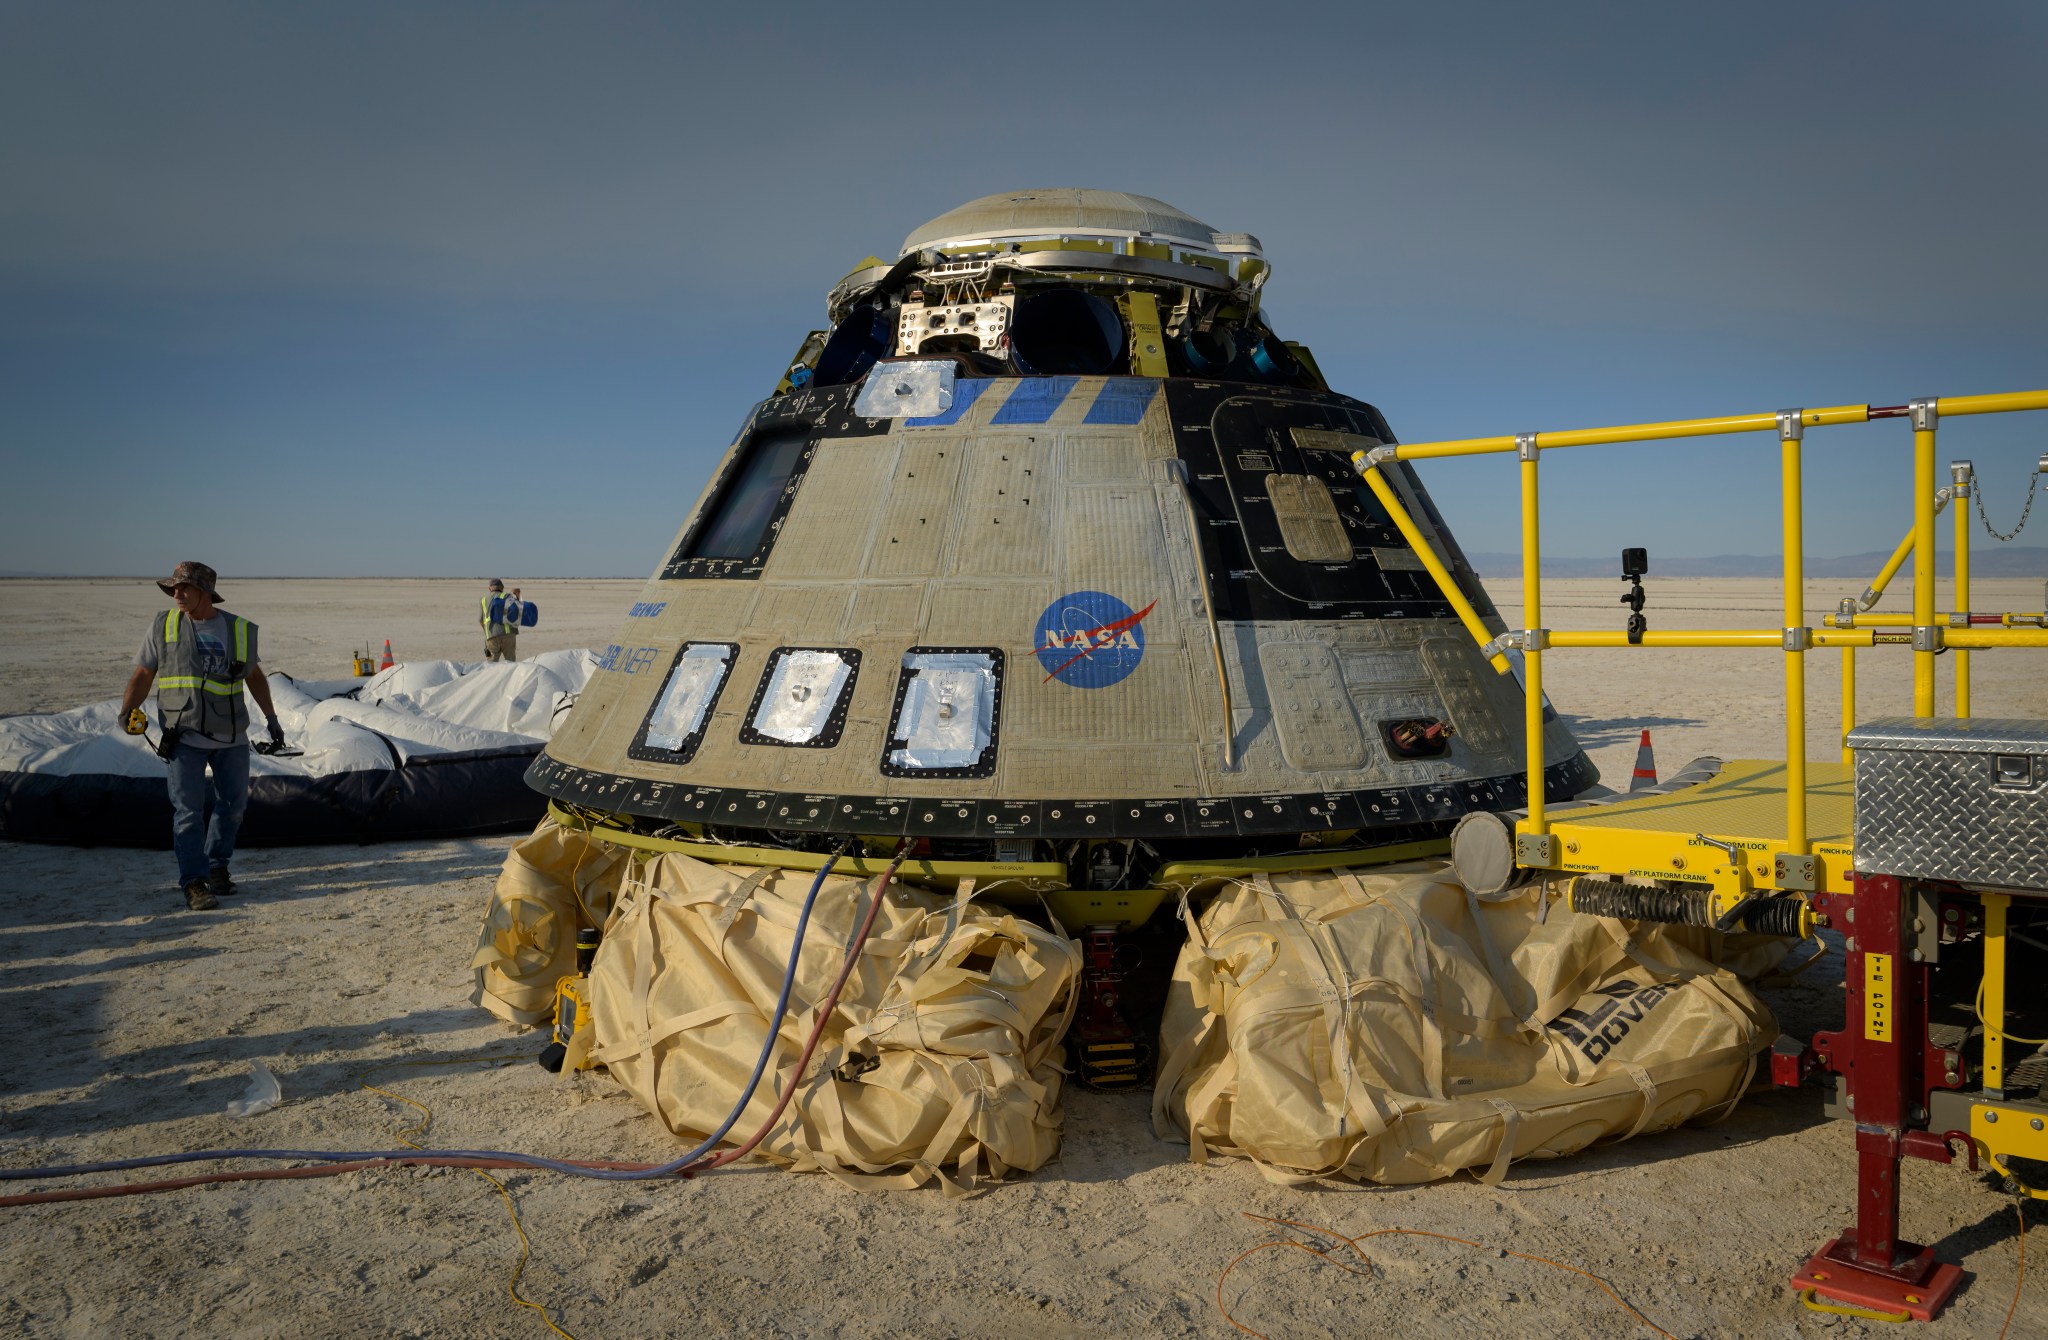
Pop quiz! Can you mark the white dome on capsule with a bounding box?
[900,188,1259,259]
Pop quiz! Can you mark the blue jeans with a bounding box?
[166,741,250,887]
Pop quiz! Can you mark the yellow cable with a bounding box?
[359,1058,580,1340]
[563,813,603,927]
[1977,978,2048,1045]
[557,802,637,927]
[1796,1288,1910,1323]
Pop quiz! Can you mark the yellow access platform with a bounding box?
[1549,759,1852,897]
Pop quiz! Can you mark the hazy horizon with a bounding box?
[10,543,2046,584]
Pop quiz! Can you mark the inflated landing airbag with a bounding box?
[1153,862,1777,1184]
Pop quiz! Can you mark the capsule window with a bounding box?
[881,649,1003,778]
[665,426,813,577]
[631,642,738,763]
[740,647,861,748]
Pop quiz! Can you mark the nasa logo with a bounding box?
[1033,591,1156,688]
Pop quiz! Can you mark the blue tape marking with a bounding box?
[1082,378,1158,425]
[990,377,1079,425]
[904,378,991,428]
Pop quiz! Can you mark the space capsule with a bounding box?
[529,189,1596,935]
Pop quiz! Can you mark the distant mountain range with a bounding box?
[1465,547,2048,579]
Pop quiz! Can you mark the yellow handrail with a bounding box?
[1354,463,1512,673]
[1955,462,1973,717]
[1912,401,1938,717]
[1385,404,1873,461]
[1941,391,2048,416]
[1523,438,1546,835]
[1547,630,1783,647]
[1942,628,2048,649]
[1802,628,2048,649]
[1840,638,1856,766]
[1826,611,2048,627]
[1348,387,2048,887]
[1858,486,1953,610]
[1782,413,1807,853]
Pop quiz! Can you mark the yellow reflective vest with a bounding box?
[481,594,516,637]
[156,608,256,743]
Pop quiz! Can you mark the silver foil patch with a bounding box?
[853,359,956,419]
[645,644,734,751]
[751,650,855,743]
[886,651,995,770]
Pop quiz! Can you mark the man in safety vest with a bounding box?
[117,561,285,910]
[480,578,518,662]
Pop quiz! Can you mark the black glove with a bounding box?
[254,717,286,755]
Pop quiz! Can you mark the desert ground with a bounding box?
[3,575,2044,1339]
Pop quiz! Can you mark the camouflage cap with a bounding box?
[157,561,220,598]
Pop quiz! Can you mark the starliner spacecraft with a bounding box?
[530,188,1595,969]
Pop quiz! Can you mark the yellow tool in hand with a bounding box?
[124,708,148,736]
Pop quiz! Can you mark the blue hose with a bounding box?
[5,854,846,1185]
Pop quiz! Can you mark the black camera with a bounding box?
[1620,548,1649,644]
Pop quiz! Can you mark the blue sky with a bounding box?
[2,1,2043,577]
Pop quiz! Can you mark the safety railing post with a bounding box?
[1779,411,1808,854]
[1841,648,1856,764]
[1952,460,1973,717]
[1519,434,1546,834]
[1840,617,1857,767]
[1984,891,2010,1095]
[1910,400,1939,716]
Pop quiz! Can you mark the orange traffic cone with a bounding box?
[1629,728,1657,791]
[380,639,395,670]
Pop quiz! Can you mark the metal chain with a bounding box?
[1974,469,2041,542]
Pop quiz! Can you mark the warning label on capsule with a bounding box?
[1033,591,1155,688]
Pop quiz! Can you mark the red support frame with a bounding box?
[1793,873,1966,1320]
[1069,925,1152,1090]
[1073,926,1131,1043]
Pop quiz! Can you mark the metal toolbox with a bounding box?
[1849,716,2048,890]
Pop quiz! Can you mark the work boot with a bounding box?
[184,879,219,911]
[208,865,237,898]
